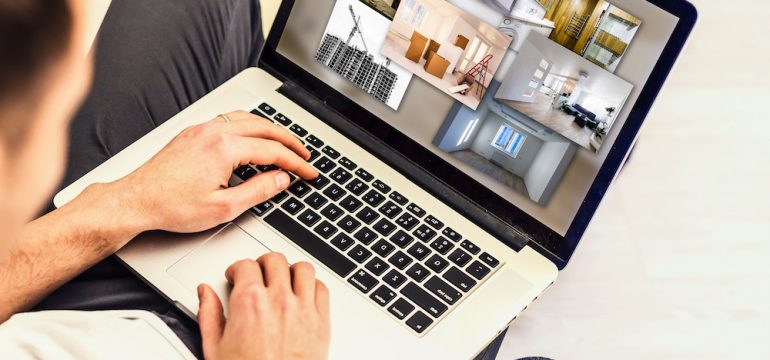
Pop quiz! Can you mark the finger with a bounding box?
[230,137,318,180]
[216,170,291,211]
[257,252,292,290]
[289,262,317,301]
[197,284,225,360]
[225,259,265,289]
[315,279,331,321]
[215,112,311,160]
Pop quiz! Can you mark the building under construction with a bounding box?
[315,33,397,104]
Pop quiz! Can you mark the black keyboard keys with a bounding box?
[442,228,462,242]
[258,102,276,116]
[372,239,396,258]
[406,263,430,282]
[407,243,431,261]
[322,146,340,159]
[355,168,374,182]
[348,245,372,263]
[425,254,449,273]
[274,113,292,126]
[466,260,491,280]
[479,252,500,268]
[354,228,378,245]
[306,146,320,162]
[329,168,352,184]
[280,197,305,215]
[313,221,338,239]
[331,233,355,251]
[429,237,453,255]
[425,276,462,305]
[373,219,396,236]
[338,157,357,170]
[356,207,380,225]
[339,195,362,212]
[406,203,426,218]
[305,135,324,148]
[320,203,343,221]
[413,224,437,242]
[337,215,361,233]
[288,182,311,198]
[370,285,396,306]
[365,257,390,276]
[425,215,444,230]
[383,270,407,289]
[348,269,378,293]
[345,178,368,196]
[406,311,433,334]
[289,123,308,137]
[264,210,355,277]
[400,282,447,318]
[395,213,419,230]
[378,201,402,219]
[362,190,385,207]
[298,209,321,227]
[234,165,257,181]
[447,248,471,267]
[388,251,413,270]
[443,267,477,292]
[390,230,414,249]
[271,191,289,204]
[372,180,391,194]
[251,202,273,217]
[306,174,329,189]
[389,191,408,206]
[460,240,481,255]
[322,184,347,202]
[304,192,327,209]
[388,298,415,320]
[314,156,337,174]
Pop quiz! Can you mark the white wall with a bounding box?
[495,40,546,103]
[435,105,489,152]
[524,140,576,204]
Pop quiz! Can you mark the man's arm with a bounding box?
[0,111,318,322]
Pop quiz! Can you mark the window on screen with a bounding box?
[492,125,526,158]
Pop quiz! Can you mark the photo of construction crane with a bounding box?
[315,0,412,110]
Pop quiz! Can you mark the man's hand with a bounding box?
[197,253,331,360]
[116,111,318,233]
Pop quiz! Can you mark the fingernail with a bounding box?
[275,172,290,189]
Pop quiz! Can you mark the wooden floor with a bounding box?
[451,150,528,196]
[502,92,593,150]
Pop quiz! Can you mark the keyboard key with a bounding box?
[305,135,324,148]
[313,221,338,239]
[322,146,340,159]
[306,174,329,189]
[251,202,273,217]
[390,230,414,249]
[353,227,378,245]
[303,192,328,210]
[383,270,407,288]
[406,263,430,282]
[388,251,413,270]
[373,219,396,236]
[298,209,321,227]
[365,257,390,276]
[264,210,355,277]
[280,197,305,215]
[348,269,378,293]
[339,195,362,212]
[442,228,462,242]
[338,157,357,170]
[400,282,447,318]
[425,215,444,230]
[406,311,433,334]
[250,108,271,120]
[460,240,480,255]
[288,182,312,198]
[362,190,385,207]
[429,237,454,255]
[337,215,361,233]
[258,102,276,116]
[355,207,380,225]
[348,245,372,263]
[331,233,355,251]
[345,178,368,196]
[314,156,337,174]
[425,276,462,305]
[234,165,257,181]
[406,203,426,218]
[320,203,344,221]
[447,248,472,267]
[395,213,419,230]
[378,201,402,219]
[372,180,391,194]
[329,168,352,184]
[371,239,396,257]
[407,243,431,261]
[466,260,491,280]
[413,225,437,242]
[370,285,396,306]
[425,254,449,273]
[480,252,500,268]
[355,168,374,182]
[388,298,415,320]
[443,267,477,292]
[274,113,292,126]
[389,191,408,206]
[289,124,308,137]
[257,164,278,172]
[306,146,321,162]
[271,191,289,204]
[322,184,347,202]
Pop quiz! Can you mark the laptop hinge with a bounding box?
[277,79,531,253]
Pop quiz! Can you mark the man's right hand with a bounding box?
[197,253,331,360]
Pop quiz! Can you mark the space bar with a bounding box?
[264,209,356,277]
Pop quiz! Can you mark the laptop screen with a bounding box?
[274,0,680,239]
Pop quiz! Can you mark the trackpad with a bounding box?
[167,223,271,306]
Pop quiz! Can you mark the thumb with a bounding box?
[222,170,291,211]
[198,284,225,360]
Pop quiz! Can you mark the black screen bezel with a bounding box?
[259,0,697,269]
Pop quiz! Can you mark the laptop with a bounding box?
[55,0,696,358]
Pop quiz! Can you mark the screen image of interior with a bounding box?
[276,0,679,236]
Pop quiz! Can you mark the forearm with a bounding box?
[0,181,147,322]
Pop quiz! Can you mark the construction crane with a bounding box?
[346,5,368,53]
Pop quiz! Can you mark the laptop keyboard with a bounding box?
[238,103,501,335]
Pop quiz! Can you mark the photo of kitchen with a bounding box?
[380,0,511,110]
[494,32,633,152]
[486,0,641,73]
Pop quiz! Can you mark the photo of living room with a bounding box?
[484,0,641,73]
[494,32,632,152]
[433,80,577,206]
[380,0,511,110]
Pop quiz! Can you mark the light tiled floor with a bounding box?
[502,93,594,150]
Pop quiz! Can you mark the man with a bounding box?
[0,0,330,358]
